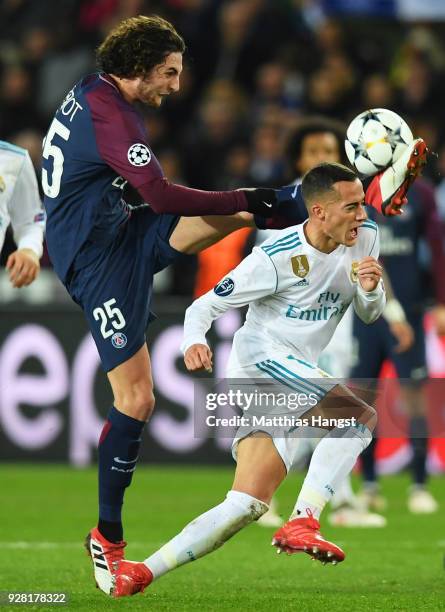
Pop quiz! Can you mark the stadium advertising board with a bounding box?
[0,304,445,470]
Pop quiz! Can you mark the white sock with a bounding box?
[330,475,355,510]
[143,490,268,579]
[290,424,372,520]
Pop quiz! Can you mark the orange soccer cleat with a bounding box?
[85,527,127,595]
[112,561,153,598]
[365,138,428,216]
[272,511,345,565]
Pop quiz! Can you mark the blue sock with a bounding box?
[361,436,377,484]
[409,416,428,486]
[98,406,145,540]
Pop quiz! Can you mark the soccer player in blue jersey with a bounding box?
[41,16,308,593]
[353,178,445,514]
[41,15,426,594]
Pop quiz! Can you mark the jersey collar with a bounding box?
[299,220,345,259]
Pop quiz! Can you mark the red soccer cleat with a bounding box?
[365,138,428,216]
[112,561,153,598]
[85,527,126,595]
[272,512,345,565]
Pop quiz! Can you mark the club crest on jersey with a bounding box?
[291,255,309,278]
[0,176,5,192]
[127,143,151,167]
[214,277,234,297]
[111,332,127,349]
[350,261,359,283]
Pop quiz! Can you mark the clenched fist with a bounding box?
[357,256,382,292]
[6,248,40,288]
[184,343,213,373]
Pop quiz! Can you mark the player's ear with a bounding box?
[312,202,325,220]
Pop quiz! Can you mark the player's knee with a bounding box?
[118,387,155,421]
[132,389,155,421]
[360,404,377,433]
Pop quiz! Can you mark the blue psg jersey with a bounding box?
[42,73,164,282]
[366,179,445,310]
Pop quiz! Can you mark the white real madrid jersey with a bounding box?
[182,220,385,368]
[0,141,45,257]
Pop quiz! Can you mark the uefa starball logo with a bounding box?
[111,332,127,349]
[127,143,151,167]
[214,277,235,297]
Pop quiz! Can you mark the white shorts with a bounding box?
[229,353,337,472]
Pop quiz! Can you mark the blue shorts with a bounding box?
[351,312,427,381]
[65,209,181,372]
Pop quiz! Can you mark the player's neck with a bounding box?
[107,74,136,103]
[304,221,339,254]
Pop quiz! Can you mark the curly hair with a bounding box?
[96,15,185,78]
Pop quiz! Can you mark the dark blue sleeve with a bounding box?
[254,184,308,229]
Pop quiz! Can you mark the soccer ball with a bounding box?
[345,108,413,176]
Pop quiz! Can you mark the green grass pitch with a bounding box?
[1,465,444,611]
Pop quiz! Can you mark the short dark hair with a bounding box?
[96,15,186,78]
[286,117,346,167]
[302,162,358,205]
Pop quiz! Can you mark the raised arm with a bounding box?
[353,228,386,323]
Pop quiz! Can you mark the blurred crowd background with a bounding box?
[1,0,445,296]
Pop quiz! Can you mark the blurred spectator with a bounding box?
[11,129,44,176]
[248,122,286,187]
[305,68,346,118]
[361,73,396,111]
[0,3,443,298]
[182,79,248,189]
[0,65,45,138]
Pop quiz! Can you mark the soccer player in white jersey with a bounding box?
[0,140,45,286]
[264,118,407,528]
[107,162,386,597]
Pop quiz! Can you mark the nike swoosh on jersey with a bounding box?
[262,201,273,208]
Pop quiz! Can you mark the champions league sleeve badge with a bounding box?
[127,143,151,167]
[214,277,235,297]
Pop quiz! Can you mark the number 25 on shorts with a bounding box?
[93,298,126,339]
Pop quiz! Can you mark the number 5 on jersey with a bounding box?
[42,118,70,198]
[93,299,126,339]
